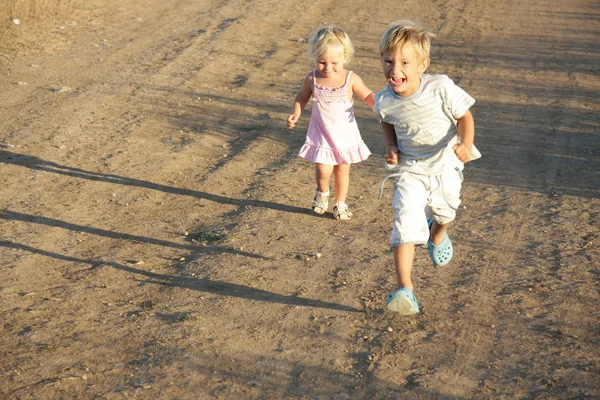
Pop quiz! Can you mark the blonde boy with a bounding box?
[374,20,481,315]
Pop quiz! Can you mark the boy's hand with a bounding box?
[287,114,299,130]
[385,146,399,165]
[453,143,472,163]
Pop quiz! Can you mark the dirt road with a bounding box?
[1,0,598,398]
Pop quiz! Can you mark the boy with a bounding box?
[374,20,481,315]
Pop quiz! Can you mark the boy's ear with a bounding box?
[419,58,430,73]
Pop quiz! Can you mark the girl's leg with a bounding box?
[393,244,415,291]
[332,164,350,203]
[315,163,333,192]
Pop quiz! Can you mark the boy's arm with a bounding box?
[287,74,313,130]
[351,73,375,109]
[453,109,475,162]
[382,121,399,165]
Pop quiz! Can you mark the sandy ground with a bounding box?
[1,0,599,398]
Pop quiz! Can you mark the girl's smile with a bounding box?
[316,48,346,79]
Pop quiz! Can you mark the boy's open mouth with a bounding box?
[390,77,406,85]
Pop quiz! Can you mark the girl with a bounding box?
[287,26,375,220]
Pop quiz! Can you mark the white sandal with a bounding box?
[312,190,329,214]
[332,201,352,220]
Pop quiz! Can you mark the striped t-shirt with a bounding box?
[374,74,478,175]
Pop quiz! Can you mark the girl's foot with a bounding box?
[312,190,329,214]
[333,201,352,220]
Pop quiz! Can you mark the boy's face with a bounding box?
[381,44,429,97]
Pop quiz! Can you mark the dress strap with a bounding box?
[344,71,353,86]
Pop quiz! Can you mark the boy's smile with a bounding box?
[381,45,429,97]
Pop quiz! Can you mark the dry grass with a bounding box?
[0,0,73,53]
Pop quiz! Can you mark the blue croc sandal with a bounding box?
[428,233,453,266]
[386,288,419,315]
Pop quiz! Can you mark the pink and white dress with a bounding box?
[298,70,371,165]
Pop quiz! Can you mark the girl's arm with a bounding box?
[382,121,399,165]
[453,109,475,162]
[287,73,313,130]
[351,73,375,109]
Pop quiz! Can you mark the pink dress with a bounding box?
[298,70,371,165]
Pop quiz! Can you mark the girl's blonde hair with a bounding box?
[379,20,435,61]
[307,26,355,64]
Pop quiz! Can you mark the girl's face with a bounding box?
[316,48,346,79]
[381,44,429,97]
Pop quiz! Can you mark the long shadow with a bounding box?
[0,151,314,216]
[0,210,265,259]
[0,240,361,313]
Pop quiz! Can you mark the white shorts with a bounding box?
[390,167,463,246]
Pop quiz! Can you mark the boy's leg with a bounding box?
[386,173,429,314]
[388,243,419,314]
[427,168,463,266]
[430,221,450,245]
[332,164,350,203]
[393,244,415,291]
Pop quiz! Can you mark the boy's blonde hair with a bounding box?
[307,26,355,64]
[379,20,435,61]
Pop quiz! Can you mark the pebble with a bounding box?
[51,87,71,93]
[387,326,393,332]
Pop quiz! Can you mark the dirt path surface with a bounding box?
[1,0,599,398]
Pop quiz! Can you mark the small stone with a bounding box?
[179,257,185,261]
[183,231,189,236]
[51,86,71,93]
[387,326,393,332]
[315,252,322,259]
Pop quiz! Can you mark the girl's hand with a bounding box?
[453,143,472,163]
[385,146,399,165]
[287,114,300,130]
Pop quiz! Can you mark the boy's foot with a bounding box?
[427,219,453,266]
[312,190,329,214]
[427,233,453,266]
[386,288,419,315]
[332,201,352,220]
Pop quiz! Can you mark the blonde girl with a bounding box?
[287,26,374,220]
